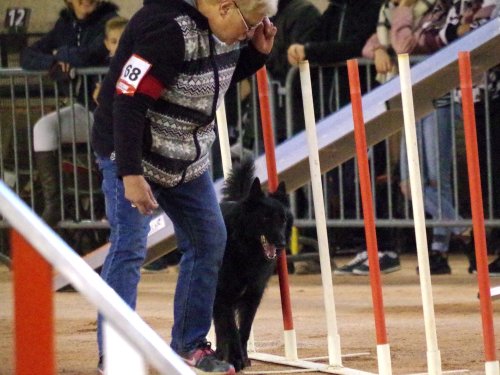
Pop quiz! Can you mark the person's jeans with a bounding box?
[96,156,226,355]
[153,171,226,354]
[96,156,152,355]
[400,105,464,252]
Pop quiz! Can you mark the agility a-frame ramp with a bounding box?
[54,17,500,373]
[55,17,500,288]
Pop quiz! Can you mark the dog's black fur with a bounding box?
[214,159,293,372]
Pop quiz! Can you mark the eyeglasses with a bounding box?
[232,1,262,33]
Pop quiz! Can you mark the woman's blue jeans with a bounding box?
[400,105,464,252]
[96,156,227,355]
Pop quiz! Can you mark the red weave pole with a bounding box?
[256,67,294,331]
[347,59,388,345]
[458,51,497,362]
[12,229,55,375]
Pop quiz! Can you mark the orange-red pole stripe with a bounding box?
[347,59,388,344]
[256,67,294,331]
[458,51,497,362]
[12,229,55,375]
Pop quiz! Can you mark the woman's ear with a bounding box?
[219,0,233,16]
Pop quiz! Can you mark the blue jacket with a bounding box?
[21,2,118,70]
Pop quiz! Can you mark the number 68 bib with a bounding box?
[116,54,152,96]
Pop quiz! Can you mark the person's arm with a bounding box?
[362,33,383,59]
[112,21,184,178]
[390,5,420,54]
[230,17,277,84]
[20,27,60,70]
[294,0,381,65]
[54,32,110,67]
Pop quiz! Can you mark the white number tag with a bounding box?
[116,54,152,96]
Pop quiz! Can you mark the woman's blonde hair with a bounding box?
[236,0,278,18]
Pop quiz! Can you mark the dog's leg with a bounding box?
[214,296,246,372]
[237,286,267,368]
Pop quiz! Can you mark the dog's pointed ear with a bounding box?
[276,181,286,195]
[270,181,289,206]
[248,177,265,200]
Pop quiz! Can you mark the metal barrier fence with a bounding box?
[1,60,499,256]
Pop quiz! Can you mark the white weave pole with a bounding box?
[397,54,442,375]
[216,100,233,178]
[104,322,147,375]
[299,60,342,366]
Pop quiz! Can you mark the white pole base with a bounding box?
[377,343,392,375]
[284,329,298,360]
[427,349,442,375]
[485,360,500,375]
[104,322,146,375]
[327,333,342,367]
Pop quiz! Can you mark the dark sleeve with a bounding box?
[20,28,59,70]
[112,18,184,176]
[113,93,155,176]
[290,6,321,44]
[230,43,268,84]
[304,1,380,65]
[54,32,109,67]
[130,18,185,86]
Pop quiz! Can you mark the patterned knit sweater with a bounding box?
[92,0,267,187]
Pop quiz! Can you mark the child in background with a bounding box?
[93,16,128,104]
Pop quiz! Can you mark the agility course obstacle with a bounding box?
[1,180,193,375]
[53,18,500,292]
[398,54,442,375]
[458,51,499,375]
[347,58,392,375]
[42,16,500,374]
[256,67,298,361]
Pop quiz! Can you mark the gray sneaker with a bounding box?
[352,252,401,275]
[333,251,368,275]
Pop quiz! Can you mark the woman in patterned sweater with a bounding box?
[91,0,277,373]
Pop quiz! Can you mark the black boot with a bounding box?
[35,151,61,226]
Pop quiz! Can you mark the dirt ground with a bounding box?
[1,253,499,375]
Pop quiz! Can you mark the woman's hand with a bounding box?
[123,175,159,215]
[250,17,277,54]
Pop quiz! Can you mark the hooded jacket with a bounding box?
[91,0,268,188]
[21,1,119,70]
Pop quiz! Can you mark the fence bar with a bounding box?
[347,58,392,375]
[12,229,55,375]
[458,51,499,375]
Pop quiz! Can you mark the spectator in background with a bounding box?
[92,16,129,103]
[437,0,500,274]
[390,0,498,274]
[21,0,118,226]
[332,0,438,276]
[287,0,405,275]
[392,0,466,275]
[266,0,320,143]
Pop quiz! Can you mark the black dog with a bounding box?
[214,159,293,372]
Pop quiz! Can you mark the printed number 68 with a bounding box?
[124,65,141,81]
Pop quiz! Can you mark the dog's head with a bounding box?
[243,178,294,261]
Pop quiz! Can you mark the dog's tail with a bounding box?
[222,157,255,201]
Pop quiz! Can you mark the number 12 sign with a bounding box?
[4,8,31,33]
